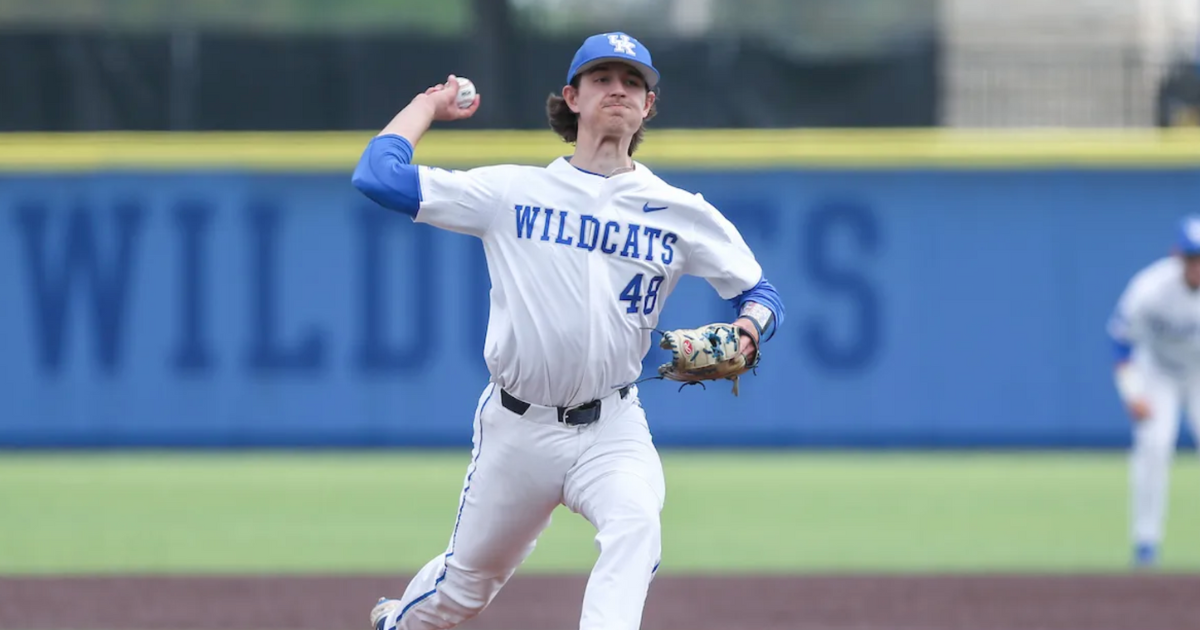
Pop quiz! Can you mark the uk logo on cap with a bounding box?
[608,33,637,55]
[566,31,660,88]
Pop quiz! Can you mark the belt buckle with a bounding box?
[561,400,601,426]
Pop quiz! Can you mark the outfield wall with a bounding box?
[3,130,1199,448]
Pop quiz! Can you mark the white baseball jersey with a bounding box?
[1110,256,1200,375]
[415,157,763,407]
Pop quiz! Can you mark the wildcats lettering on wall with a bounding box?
[0,167,1182,449]
[8,198,481,377]
[0,171,888,447]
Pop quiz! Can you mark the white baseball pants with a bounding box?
[1130,364,1200,546]
[392,383,665,630]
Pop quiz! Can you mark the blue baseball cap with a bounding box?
[1178,215,1200,254]
[566,32,659,89]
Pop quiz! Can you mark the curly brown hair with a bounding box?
[546,75,658,157]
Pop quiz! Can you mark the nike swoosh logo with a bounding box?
[642,202,668,213]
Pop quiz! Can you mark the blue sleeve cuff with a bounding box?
[1113,339,1133,362]
[1107,312,1133,362]
[729,277,785,342]
[351,134,422,217]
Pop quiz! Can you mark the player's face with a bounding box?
[567,64,655,140]
[1184,254,1200,289]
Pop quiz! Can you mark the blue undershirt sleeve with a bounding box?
[351,134,422,217]
[728,277,785,342]
[1107,310,1135,363]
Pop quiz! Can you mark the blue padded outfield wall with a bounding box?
[2,132,1198,448]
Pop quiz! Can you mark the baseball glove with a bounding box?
[656,323,760,395]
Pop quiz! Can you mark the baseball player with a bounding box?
[1108,215,1200,568]
[350,32,783,630]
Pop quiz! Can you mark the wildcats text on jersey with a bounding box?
[514,204,677,265]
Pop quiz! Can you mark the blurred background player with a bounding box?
[1108,215,1200,568]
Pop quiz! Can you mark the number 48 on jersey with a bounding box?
[620,274,665,315]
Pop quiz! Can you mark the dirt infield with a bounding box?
[2,574,1199,630]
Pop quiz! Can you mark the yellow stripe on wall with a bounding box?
[4,129,1200,172]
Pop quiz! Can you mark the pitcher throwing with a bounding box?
[351,31,785,630]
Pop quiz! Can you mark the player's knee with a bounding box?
[629,511,662,555]
[1135,435,1175,460]
[620,506,660,536]
[597,494,662,550]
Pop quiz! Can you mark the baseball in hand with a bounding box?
[454,77,477,109]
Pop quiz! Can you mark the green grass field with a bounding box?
[2,450,1199,574]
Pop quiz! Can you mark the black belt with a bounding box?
[500,386,630,426]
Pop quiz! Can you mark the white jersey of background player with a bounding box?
[351,32,784,630]
[1108,215,1200,568]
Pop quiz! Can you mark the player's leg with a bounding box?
[1130,373,1182,564]
[1181,378,1200,540]
[563,389,665,630]
[379,384,575,630]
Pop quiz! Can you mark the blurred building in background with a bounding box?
[0,0,928,130]
[943,0,1200,127]
[8,0,1198,131]
[5,0,1199,131]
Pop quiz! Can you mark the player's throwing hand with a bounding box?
[420,75,480,122]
